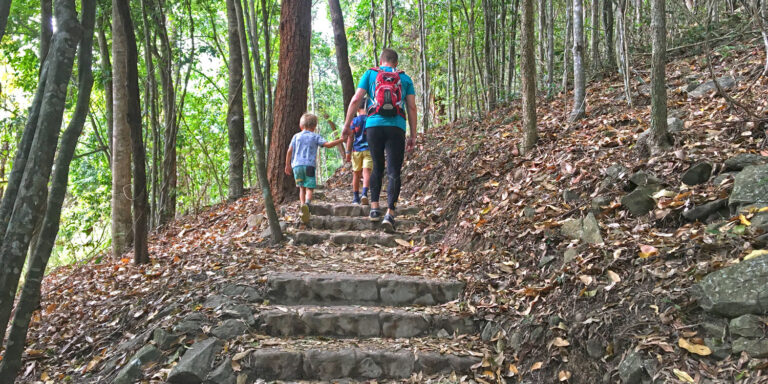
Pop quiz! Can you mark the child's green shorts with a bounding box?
[293,165,317,189]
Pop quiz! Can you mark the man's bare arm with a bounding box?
[405,94,418,151]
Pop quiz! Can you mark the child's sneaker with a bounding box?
[300,203,311,225]
[369,208,382,221]
[352,195,361,204]
[381,214,396,233]
[360,195,369,205]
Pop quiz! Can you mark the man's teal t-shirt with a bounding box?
[357,66,416,131]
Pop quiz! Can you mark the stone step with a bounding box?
[292,230,408,247]
[234,347,480,381]
[265,272,464,306]
[255,306,478,338]
[309,203,419,217]
[306,216,417,231]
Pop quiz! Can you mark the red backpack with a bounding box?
[368,67,406,118]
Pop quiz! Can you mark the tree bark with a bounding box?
[640,0,671,154]
[603,0,616,69]
[507,0,519,97]
[370,0,377,66]
[328,0,355,112]
[562,0,572,93]
[260,0,273,134]
[234,0,283,242]
[114,0,149,263]
[155,0,177,226]
[0,0,94,377]
[617,0,632,106]
[226,0,245,201]
[546,0,554,97]
[244,0,266,161]
[521,0,537,154]
[0,0,11,42]
[111,0,132,256]
[97,12,113,156]
[267,0,310,203]
[483,0,496,109]
[40,0,52,67]
[590,0,601,72]
[418,0,430,130]
[448,0,458,120]
[0,0,81,347]
[139,0,160,224]
[570,0,586,120]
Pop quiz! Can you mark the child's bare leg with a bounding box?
[362,168,371,189]
[299,187,306,205]
[306,188,313,203]
[353,171,361,192]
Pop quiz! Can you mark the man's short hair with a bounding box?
[300,112,318,129]
[379,48,399,65]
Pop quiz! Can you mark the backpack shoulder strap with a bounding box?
[369,67,381,72]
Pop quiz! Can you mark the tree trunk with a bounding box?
[0,0,11,42]
[483,0,496,109]
[0,0,94,377]
[140,0,160,226]
[617,0,632,106]
[603,0,616,69]
[97,13,113,156]
[111,0,133,256]
[267,0,310,203]
[570,0,586,120]
[546,0,554,97]
[328,0,355,112]
[156,0,177,226]
[260,0,273,135]
[538,0,545,78]
[507,0,519,97]
[244,0,266,160]
[448,0,458,120]
[40,0,52,67]
[370,0,377,66]
[234,0,283,242]
[562,0,572,93]
[640,0,671,154]
[590,0,601,73]
[0,0,81,348]
[226,0,245,201]
[418,0,430,130]
[114,0,149,263]
[521,0,537,154]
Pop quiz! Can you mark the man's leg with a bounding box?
[384,126,406,215]
[366,127,386,211]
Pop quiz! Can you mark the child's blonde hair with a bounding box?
[300,113,318,129]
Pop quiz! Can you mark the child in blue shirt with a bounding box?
[345,105,371,205]
[284,113,344,224]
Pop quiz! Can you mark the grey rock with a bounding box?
[713,172,736,186]
[113,345,163,384]
[605,164,629,181]
[303,349,357,380]
[723,154,767,172]
[153,328,181,350]
[363,350,414,379]
[221,304,256,326]
[246,349,303,380]
[357,356,383,378]
[220,284,261,302]
[481,322,501,341]
[563,247,580,263]
[682,162,713,186]
[704,338,732,360]
[266,273,379,305]
[621,188,656,216]
[539,254,557,267]
[414,352,479,375]
[591,195,613,214]
[733,337,768,358]
[628,171,662,190]
[695,255,768,316]
[683,199,729,222]
[203,295,230,309]
[667,117,684,133]
[294,231,330,245]
[702,320,728,340]
[173,313,207,335]
[523,206,535,218]
[618,351,649,384]
[730,165,768,207]
[561,218,583,240]
[303,309,380,338]
[167,338,223,384]
[754,233,768,248]
[586,339,604,359]
[116,328,154,353]
[750,212,768,233]
[560,213,603,244]
[563,189,580,203]
[247,214,264,229]
[211,319,248,340]
[730,314,765,338]
[688,76,737,98]
[205,357,235,384]
[259,221,288,239]
[508,330,524,351]
[380,312,430,338]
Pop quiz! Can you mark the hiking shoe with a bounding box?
[361,195,369,205]
[381,214,396,233]
[300,203,311,225]
[369,208,382,221]
[352,196,361,204]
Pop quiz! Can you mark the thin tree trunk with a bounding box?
[521,0,537,154]
[507,0,519,97]
[617,0,632,106]
[483,0,496,109]
[0,0,81,348]
[370,0,377,66]
[641,0,671,154]
[97,13,113,155]
[267,0,311,203]
[0,0,94,377]
[227,0,245,201]
[562,0,572,93]
[570,0,586,120]
[234,0,283,242]
[546,0,554,97]
[40,0,52,67]
[603,0,616,69]
[383,0,390,47]
[590,0,601,72]
[418,0,430,131]
[111,0,132,256]
[260,0,273,135]
[156,0,177,226]
[244,0,266,154]
[0,0,11,42]
[448,0,458,120]
[328,0,355,111]
[140,0,161,225]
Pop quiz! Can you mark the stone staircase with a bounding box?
[108,188,484,383]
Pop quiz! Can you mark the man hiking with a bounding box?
[343,48,417,233]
